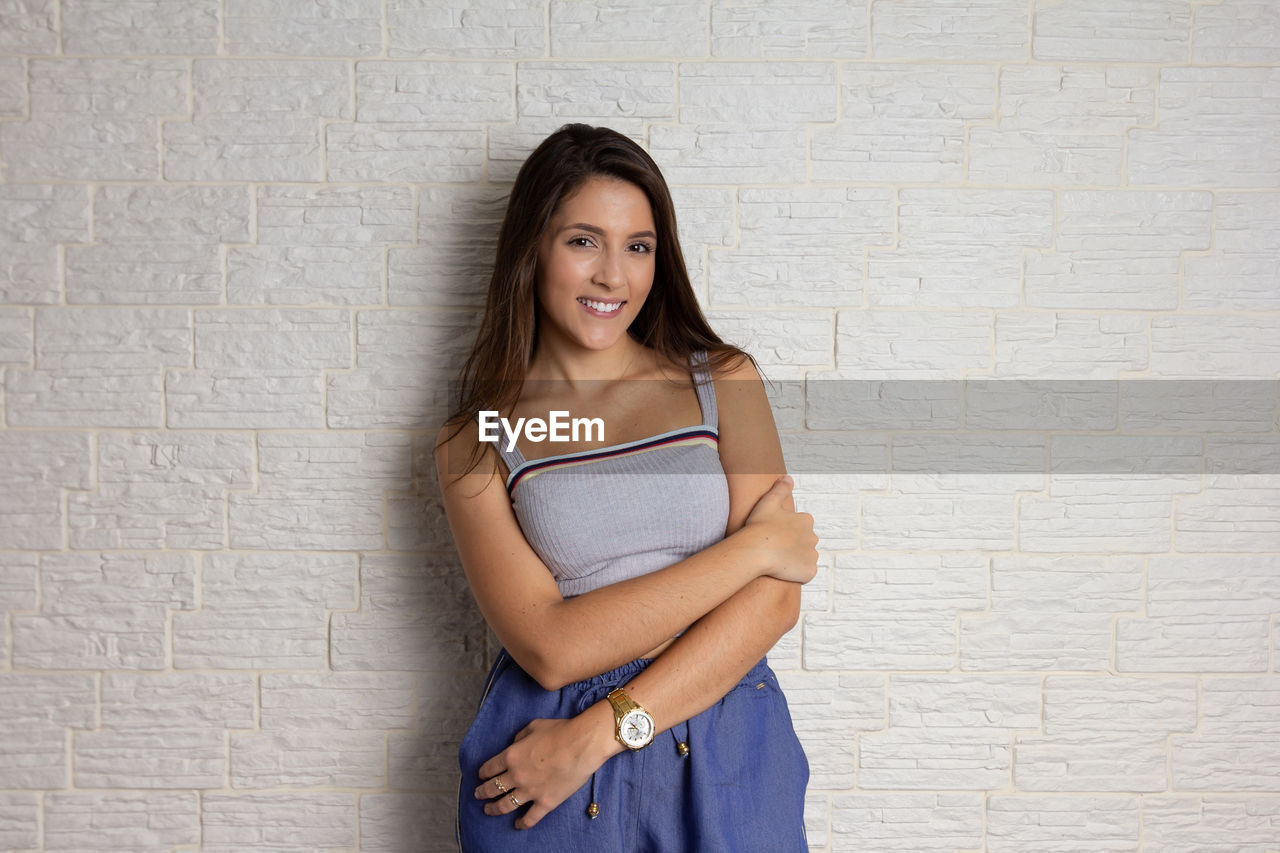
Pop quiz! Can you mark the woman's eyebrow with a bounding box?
[559,222,657,240]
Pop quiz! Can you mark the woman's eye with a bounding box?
[631,243,655,254]
[568,236,594,247]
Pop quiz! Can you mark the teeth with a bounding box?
[578,297,623,313]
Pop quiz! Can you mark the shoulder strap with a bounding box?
[688,349,719,431]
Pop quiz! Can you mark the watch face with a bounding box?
[619,709,654,748]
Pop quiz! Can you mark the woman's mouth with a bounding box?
[577,297,625,317]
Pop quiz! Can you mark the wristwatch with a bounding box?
[606,687,655,750]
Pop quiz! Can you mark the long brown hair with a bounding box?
[440,123,755,476]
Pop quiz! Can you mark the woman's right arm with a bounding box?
[433,417,814,691]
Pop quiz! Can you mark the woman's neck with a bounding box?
[526,337,651,388]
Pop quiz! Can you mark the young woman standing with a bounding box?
[435,124,818,852]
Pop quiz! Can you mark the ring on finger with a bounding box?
[508,792,522,808]
[493,775,507,794]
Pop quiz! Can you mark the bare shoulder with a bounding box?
[433,414,503,494]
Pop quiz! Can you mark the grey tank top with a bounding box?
[494,349,731,598]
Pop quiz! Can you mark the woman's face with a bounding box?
[534,176,657,353]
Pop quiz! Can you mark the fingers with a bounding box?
[482,787,530,818]
[515,802,551,831]
[473,770,511,802]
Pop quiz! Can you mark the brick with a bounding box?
[650,123,811,184]
[965,379,1118,431]
[836,310,992,377]
[166,369,326,428]
[356,61,512,124]
[806,554,986,670]
[0,433,91,549]
[667,186,736,293]
[1026,191,1211,309]
[869,188,1053,307]
[681,62,836,125]
[1129,67,1280,188]
[812,64,996,183]
[6,369,166,427]
[101,673,255,729]
[776,671,884,790]
[389,186,509,307]
[231,728,386,788]
[13,553,194,670]
[987,795,1139,852]
[202,793,357,851]
[61,0,219,54]
[1150,315,1280,377]
[1185,192,1280,310]
[0,57,27,116]
[389,674,484,789]
[702,310,832,369]
[0,0,57,53]
[3,59,187,181]
[36,307,190,369]
[995,312,1147,378]
[229,432,411,549]
[518,62,675,122]
[1118,380,1276,434]
[387,0,545,58]
[1117,556,1279,673]
[327,124,485,184]
[1014,675,1197,792]
[386,489,455,552]
[711,0,867,58]
[67,185,251,305]
[1033,0,1192,61]
[330,555,487,671]
[0,792,38,851]
[68,432,253,550]
[805,375,961,430]
[44,792,198,852]
[710,187,891,307]
[1175,471,1280,552]
[0,675,94,787]
[0,309,31,363]
[261,672,415,730]
[225,184,411,306]
[1194,1,1280,63]
[359,792,457,853]
[0,184,91,304]
[173,552,356,669]
[164,60,352,182]
[961,555,1141,671]
[193,308,350,369]
[1142,795,1280,851]
[327,310,478,428]
[872,0,1028,59]
[971,65,1157,187]
[225,0,381,56]
[74,728,225,788]
[0,553,37,612]
[859,675,1039,789]
[830,792,984,853]
[550,0,707,57]
[1172,677,1280,790]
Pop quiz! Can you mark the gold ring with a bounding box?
[508,792,521,808]
[493,776,507,794]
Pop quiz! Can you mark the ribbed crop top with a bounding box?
[493,349,731,598]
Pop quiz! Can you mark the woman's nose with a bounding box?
[592,247,624,288]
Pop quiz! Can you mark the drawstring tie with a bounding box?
[571,676,693,820]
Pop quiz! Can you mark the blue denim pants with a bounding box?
[457,651,809,853]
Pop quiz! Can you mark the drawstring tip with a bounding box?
[587,802,600,819]
[676,741,689,757]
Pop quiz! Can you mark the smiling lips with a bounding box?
[577,296,625,316]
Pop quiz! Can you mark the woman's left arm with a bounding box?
[473,355,809,830]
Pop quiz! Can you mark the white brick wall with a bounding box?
[0,2,1277,851]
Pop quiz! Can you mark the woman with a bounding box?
[434,124,818,852]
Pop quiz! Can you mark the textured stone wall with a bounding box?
[1,1,1278,851]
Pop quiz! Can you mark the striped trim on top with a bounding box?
[505,425,719,494]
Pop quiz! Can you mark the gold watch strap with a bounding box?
[606,687,642,717]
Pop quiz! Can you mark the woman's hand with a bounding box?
[740,475,819,585]
[472,703,618,831]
